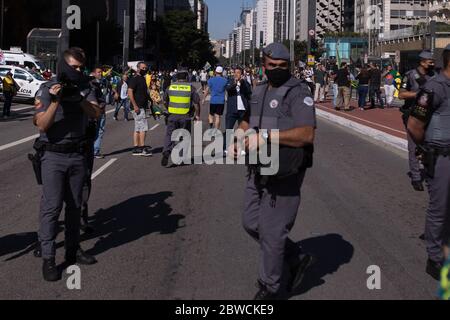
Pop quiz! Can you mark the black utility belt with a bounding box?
[34,140,88,154]
[426,145,450,156]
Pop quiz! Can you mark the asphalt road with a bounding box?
[0,94,438,300]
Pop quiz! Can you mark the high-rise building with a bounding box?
[355,0,431,34]
[294,0,343,41]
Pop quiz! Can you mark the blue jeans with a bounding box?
[94,114,106,155]
[224,110,246,150]
[358,85,369,108]
[114,98,130,120]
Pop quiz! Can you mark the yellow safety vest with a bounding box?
[168,83,192,115]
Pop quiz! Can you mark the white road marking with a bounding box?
[150,124,160,131]
[12,106,34,112]
[91,158,117,180]
[0,134,39,152]
[0,107,117,153]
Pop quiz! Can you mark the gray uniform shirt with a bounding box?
[245,78,316,131]
[35,84,97,144]
[423,72,450,147]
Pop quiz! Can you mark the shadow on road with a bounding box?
[288,233,354,299]
[0,192,183,263]
[81,192,185,256]
[0,232,38,261]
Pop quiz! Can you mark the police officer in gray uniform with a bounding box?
[399,50,436,191]
[33,48,101,281]
[407,44,450,281]
[161,69,201,167]
[229,43,316,299]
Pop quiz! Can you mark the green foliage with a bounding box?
[160,10,217,69]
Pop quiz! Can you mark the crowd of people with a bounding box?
[294,60,402,111]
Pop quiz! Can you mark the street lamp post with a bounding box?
[1,0,4,49]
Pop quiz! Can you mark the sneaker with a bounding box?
[132,147,142,156]
[113,116,118,121]
[94,154,105,159]
[140,147,153,157]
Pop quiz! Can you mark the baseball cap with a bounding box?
[215,66,224,73]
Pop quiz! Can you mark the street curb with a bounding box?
[316,108,408,153]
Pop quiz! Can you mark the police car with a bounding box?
[0,65,48,101]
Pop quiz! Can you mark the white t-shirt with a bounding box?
[120,81,128,100]
[200,71,207,82]
[236,82,246,111]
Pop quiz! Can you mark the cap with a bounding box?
[215,66,224,73]
[445,44,450,51]
[419,50,434,60]
[263,43,290,61]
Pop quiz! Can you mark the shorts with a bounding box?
[209,104,225,116]
[132,109,149,132]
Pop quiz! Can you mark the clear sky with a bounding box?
[207,0,253,40]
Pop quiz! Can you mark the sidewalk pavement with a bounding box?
[315,99,408,152]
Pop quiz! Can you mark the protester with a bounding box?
[314,64,326,103]
[368,63,384,109]
[356,66,371,110]
[204,66,228,131]
[113,73,131,121]
[335,62,351,111]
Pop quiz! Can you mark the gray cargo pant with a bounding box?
[163,114,192,156]
[425,155,450,263]
[243,171,306,293]
[38,151,86,259]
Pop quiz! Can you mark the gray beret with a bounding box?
[263,43,290,61]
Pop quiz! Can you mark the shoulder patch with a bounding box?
[303,97,314,107]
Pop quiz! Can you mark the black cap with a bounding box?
[262,43,290,61]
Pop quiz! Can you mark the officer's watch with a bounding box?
[261,130,271,144]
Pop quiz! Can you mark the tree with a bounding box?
[282,40,308,62]
[160,10,217,69]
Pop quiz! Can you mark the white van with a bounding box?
[1,48,46,71]
[0,65,49,101]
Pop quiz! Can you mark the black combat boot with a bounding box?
[161,153,170,167]
[426,259,443,281]
[65,246,97,265]
[42,258,59,282]
[411,180,425,192]
[253,281,279,300]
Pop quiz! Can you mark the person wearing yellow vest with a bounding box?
[161,70,201,167]
[2,72,17,118]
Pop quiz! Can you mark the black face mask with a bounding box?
[57,59,88,86]
[265,68,291,87]
[426,65,435,76]
[139,69,148,76]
